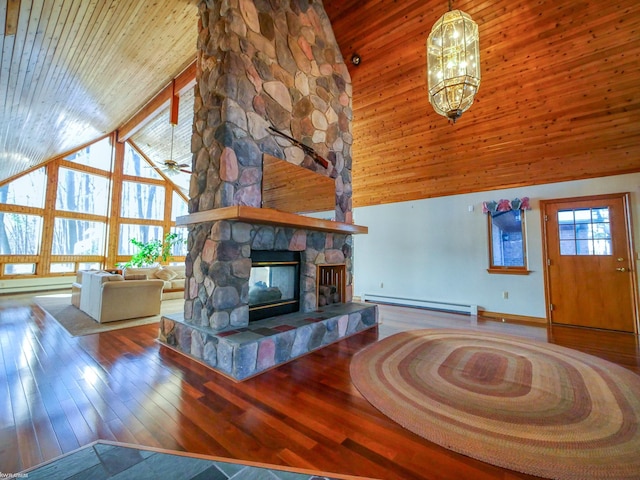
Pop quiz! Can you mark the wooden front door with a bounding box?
[541,193,638,333]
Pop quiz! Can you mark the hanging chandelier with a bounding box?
[426,1,481,123]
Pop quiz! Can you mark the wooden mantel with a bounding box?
[176,206,368,235]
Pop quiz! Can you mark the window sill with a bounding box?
[487,268,531,275]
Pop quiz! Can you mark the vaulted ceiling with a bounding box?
[0,0,198,189]
[1,0,639,205]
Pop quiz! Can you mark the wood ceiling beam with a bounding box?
[4,0,20,36]
[116,59,196,143]
[170,80,179,126]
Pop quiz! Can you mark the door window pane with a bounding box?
[557,211,574,223]
[557,207,611,255]
[574,209,591,223]
[559,240,576,255]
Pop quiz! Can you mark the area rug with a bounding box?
[34,293,184,336]
[21,440,375,479]
[350,329,640,480]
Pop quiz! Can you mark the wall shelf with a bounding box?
[176,206,368,235]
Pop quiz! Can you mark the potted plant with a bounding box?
[121,232,184,268]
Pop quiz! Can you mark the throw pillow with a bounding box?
[154,267,177,281]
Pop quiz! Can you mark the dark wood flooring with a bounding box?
[1,295,639,479]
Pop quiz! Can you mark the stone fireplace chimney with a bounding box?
[185,0,354,330]
[190,0,352,218]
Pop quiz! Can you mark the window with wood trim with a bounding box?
[0,137,188,280]
[487,209,529,274]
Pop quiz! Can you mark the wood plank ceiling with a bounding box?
[325,0,640,206]
[1,0,639,207]
[0,0,197,182]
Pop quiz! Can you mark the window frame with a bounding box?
[486,209,530,275]
[0,136,188,280]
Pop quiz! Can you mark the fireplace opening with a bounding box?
[248,250,300,322]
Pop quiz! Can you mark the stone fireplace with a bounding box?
[159,207,376,380]
[157,1,378,380]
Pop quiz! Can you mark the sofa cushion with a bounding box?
[123,266,159,279]
[155,267,177,281]
[121,265,185,294]
[169,278,185,290]
[163,265,185,279]
[124,274,147,281]
[102,274,124,282]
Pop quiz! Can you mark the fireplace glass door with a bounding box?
[248,251,300,321]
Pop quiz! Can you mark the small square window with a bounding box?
[487,210,529,275]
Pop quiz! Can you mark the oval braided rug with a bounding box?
[350,329,640,480]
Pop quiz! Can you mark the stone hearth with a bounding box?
[160,302,377,381]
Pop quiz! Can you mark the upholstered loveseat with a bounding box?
[71,270,164,323]
[122,264,186,300]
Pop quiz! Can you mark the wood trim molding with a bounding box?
[116,60,196,142]
[176,205,368,235]
[38,162,59,275]
[486,268,531,275]
[480,310,548,325]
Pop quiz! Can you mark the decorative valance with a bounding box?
[482,197,531,216]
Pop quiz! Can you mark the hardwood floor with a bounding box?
[1,296,639,478]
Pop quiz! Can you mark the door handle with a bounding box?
[616,267,627,272]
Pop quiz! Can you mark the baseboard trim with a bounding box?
[480,310,548,325]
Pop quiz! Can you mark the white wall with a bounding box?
[353,173,640,319]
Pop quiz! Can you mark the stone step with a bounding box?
[159,302,378,381]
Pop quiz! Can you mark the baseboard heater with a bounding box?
[363,294,478,316]
[0,278,74,294]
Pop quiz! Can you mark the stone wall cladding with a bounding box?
[191,0,353,221]
[185,219,353,329]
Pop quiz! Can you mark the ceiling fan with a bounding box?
[158,159,191,175]
[156,124,191,175]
